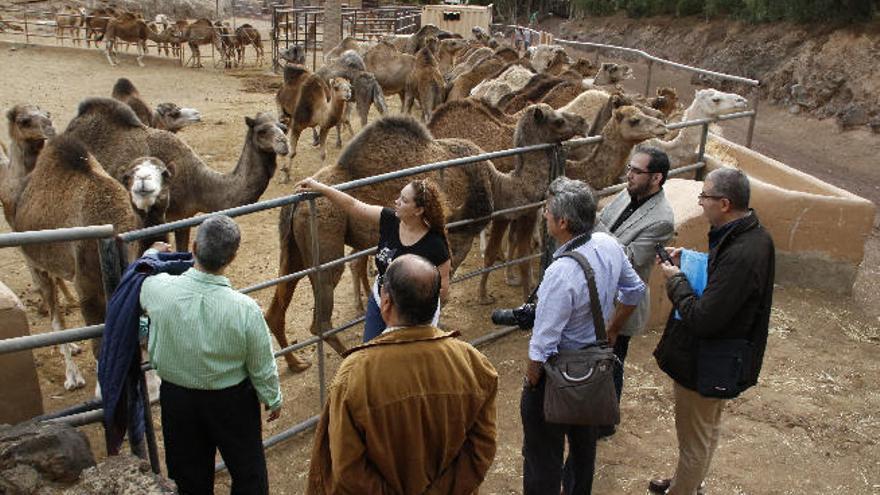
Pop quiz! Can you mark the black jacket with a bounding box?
[654,210,775,392]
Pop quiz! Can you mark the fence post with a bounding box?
[539,144,567,278]
[694,122,710,181]
[307,199,327,407]
[746,88,760,149]
[644,59,654,97]
[23,9,30,44]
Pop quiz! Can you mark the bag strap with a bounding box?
[559,251,607,342]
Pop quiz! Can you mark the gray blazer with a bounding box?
[597,189,675,336]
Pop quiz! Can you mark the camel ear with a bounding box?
[614,109,625,122]
[5,108,14,123]
[245,116,256,128]
[533,106,545,123]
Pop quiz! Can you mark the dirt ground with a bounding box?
[0,39,878,494]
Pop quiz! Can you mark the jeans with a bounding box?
[521,377,597,495]
[363,293,386,342]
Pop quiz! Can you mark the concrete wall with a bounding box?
[642,138,876,327]
[0,281,44,423]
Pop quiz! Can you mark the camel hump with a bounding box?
[76,97,144,129]
[111,78,139,99]
[283,65,309,85]
[45,135,92,173]
[337,115,432,170]
[430,99,503,127]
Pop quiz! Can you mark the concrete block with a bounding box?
[0,281,44,424]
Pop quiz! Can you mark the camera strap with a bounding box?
[527,232,594,305]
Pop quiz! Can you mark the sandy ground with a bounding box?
[0,41,878,494]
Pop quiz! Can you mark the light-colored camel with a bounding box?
[363,41,416,110]
[55,6,84,45]
[323,36,375,63]
[446,53,511,101]
[287,76,351,163]
[405,40,445,122]
[470,64,535,106]
[436,38,468,74]
[528,44,572,74]
[315,50,388,143]
[644,88,748,168]
[64,98,289,251]
[264,106,585,367]
[111,78,201,133]
[444,46,493,84]
[566,105,668,188]
[5,135,139,390]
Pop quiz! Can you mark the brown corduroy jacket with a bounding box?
[306,325,498,495]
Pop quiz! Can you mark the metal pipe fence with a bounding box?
[0,107,754,476]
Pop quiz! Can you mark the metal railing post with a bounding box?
[540,144,566,277]
[695,123,710,181]
[307,199,327,407]
[644,59,654,97]
[747,88,760,149]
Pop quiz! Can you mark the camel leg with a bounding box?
[265,214,311,373]
[32,267,85,391]
[310,266,347,355]
[349,256,369,313]
[136,41,145,67]
[505,221,521,286]
[398,93,406,113]
[173,227,191,252]
[479,219,511,305]
[317,127,330,161]
[105,41,117,66]
[57,277,79,308]
[404,91,415,116]
[512,212,539,302]
[279,128,302,184]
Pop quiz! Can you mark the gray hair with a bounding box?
[547,177,597,236]
[194,215,241,271]
[706,168,750,211]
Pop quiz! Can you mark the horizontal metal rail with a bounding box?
[0,324,103,355]
[0,224,114,248]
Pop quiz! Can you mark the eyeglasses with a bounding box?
[625,164,652,175]
[697,192,726,201]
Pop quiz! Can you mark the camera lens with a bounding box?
[491,309,518,326]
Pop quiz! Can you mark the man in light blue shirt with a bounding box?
[522,177,646,495]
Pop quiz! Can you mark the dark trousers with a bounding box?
[363,294,387,342]
[521,377,597,495]
[612,335,632,400]
[159,380,268,495]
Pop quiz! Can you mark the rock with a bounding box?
[0,422,94,484]
[64,455,177,494]
[0,464,40,494]
[838,103,869,129]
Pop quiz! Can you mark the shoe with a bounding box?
[647,478,705,494]
[596,425,616,440]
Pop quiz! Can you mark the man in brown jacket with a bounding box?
[307,254,499,494]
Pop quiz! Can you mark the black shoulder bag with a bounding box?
[542,251,620,426]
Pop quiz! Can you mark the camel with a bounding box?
[276,64,312,129]
[650,87,681,118]
[286,76,351,163]
[215,21,239,68]
[5,104,55,175]
[444,46,494,84]
[279,44,305,65]
[102,12,174,67]
[528,44,572,75]
[5,134,140,390]
[446,53,510,101]
[643,88,748,168]
[470,64,535,106]
[111,78,201,133]
[265,106,584,368]
[55,6,84,45]
[498,73,579,114]
[235,24,264,66]
[501,62,633,113]
[314,50,388,142]
[363,41,417,110]
[178,18,222,68]
[83,6,117,48]
[436,38,468,74]
[405,40,445,122]
[323,36,375,63]
[403,24,443,54]
[566,105,668,188]
[63,98,289,251]
[122,157,173,234]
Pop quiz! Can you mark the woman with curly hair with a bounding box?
[296,177,451,342]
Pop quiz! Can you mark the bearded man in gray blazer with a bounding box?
[598,146,675,429]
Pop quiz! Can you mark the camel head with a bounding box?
[124,157,171,213]
[330,77,353,102]
[246,113,290,156]
[650,87,679,117]
[439,38,467,55]
[693,88,749,117]
[280,44,306,65]
[594,63,634,85]
[154,103,202,132]
[423,36,439,55]
[612,105,667,142]
[568,58,594,77]
[516,104,587,145]
[530,45,572,74]
[7,104,56,151]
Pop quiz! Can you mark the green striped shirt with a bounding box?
[140,268,282,410]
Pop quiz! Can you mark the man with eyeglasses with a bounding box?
[597,146,675,438]
[649,167,775,494]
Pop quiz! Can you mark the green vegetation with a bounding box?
[566,0,877,22]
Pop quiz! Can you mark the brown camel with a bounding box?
[405,40,445,122]
[63,98,289,251]
[276,64,312,130]
[83,6,117,48]
[7,135,139,390]
[446,53,510,101]
[363,41,416,111]
[501,62,633,113]
[403,24,443,54]
[314,50,388,144]
[235,24,264,65]
[265,106,584,368]
[111,78,201,133]
[287,76,351,163]
[102,12,167,67]
[444,46,494,84]
[55,6,84,45]
[498,73,576,114]
[215,21,239,68]
[179,18,221,68]
[436,38,468,74]
[279,44,306,66]
[566,105,668,188]
[650,87,680,118]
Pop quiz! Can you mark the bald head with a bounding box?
[383,254,441,326]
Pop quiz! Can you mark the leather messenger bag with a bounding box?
[542,251,620,426]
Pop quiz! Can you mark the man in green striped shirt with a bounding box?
[141,215,281,494]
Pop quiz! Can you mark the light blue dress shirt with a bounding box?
[528,232,647,362]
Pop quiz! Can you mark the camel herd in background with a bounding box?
[0,21,750,389]
[38,4,264,67]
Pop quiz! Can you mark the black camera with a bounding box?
[491,302,537,330]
